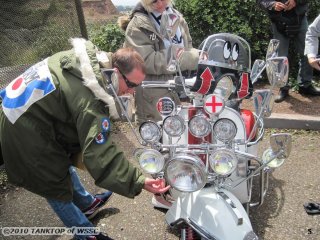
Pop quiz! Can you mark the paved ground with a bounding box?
[1,125,320,240]
[241,82,320,130]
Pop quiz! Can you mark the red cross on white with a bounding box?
[204,94,224,114]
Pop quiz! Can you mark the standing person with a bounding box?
[257,0,320,103]
[118,0,199,123]
[0,38,170,240]
[305,14,320,71]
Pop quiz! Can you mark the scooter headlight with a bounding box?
[189,115,211,138]
[136,149,164,174]
[213,118,237,142]
[262,148,285,168]
[163,115,185,137]
[209,149,238,176]
[165,154,206,192]
[139,121,161,143]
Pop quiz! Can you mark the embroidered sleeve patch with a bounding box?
[101,118,111,132]
[0,59,56,124]
[95,132,107,144]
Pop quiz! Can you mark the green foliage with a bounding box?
[174,0,320,63]
[174,0,269,60]
[88,23,124,53]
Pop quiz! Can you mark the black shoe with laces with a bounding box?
[298,85,320,96]
[274,88,289,103]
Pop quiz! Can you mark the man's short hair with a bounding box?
[112,48,145,75]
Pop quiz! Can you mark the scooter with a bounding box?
[102,11,292,240]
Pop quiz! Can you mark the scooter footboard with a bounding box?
[165,188,258,240]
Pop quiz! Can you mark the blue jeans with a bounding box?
[271,15,313,88]
[47,167,95,240]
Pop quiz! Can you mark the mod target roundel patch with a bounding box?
[95,132,106,144]
[101,118,111,132]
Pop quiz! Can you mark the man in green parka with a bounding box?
[0,38,169,240]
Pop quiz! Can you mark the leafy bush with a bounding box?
[88,23,124,52]
[174,0,320,62]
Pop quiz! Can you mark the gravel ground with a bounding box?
[0,124,320,240]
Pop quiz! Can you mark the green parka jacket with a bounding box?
[0,39,145,201]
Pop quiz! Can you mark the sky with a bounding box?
[111,0,139,6]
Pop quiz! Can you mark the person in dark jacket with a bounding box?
[0,39,169,240]
[257,0,320,102]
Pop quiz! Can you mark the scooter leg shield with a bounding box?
[165,188,256,240]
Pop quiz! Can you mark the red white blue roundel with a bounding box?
[204,94,224,115]
[101,118,111,132]
[0,59,56,123]
[95,132,106,144]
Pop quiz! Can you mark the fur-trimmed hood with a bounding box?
[118,2,148,31]
[60,38,119,119]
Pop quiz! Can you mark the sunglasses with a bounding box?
[118,69,141,88]
[152,0,165,4]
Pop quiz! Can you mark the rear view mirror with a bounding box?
[166,45,177,72]
[251,59,266,84]
[266,39,280,59]
[160,11,181,72]
[253,89,274,117]
[116,96,134,121]
[100,68,119,89]
[262,133,292,168]
[270,133,292,158]
[266,57,289,88]
[160,11,180,40]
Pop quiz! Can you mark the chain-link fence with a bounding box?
[0,0,87,88]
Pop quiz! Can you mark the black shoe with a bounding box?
[274,88,289,103]
[82,191,113,220]
[303,202,320,215]
[86,233,114,240]
[298,85,320,96]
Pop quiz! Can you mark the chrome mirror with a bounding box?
[253,89,274,117]
[266,39,280,59]
[266,57,289,88]
[166,45,177,72]
[270,133,292,158]
[160,11,181,72]
[160,11,180,40]
[251,59,265,84]
[116,96,134,121]
[100,68,119,92]
[262,133,292,168]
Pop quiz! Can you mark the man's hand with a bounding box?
[273,2,287,11]
[308,57,320,71]
[285,0,296,11]
[143,178,171,194]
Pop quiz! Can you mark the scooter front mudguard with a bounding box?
[165,188,258,240]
